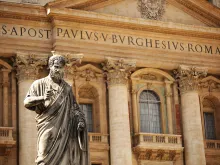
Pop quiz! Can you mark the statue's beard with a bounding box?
[49,70,64,81]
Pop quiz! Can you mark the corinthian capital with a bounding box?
[173,65,208,94]
[102,57,136,86]
[15,52,48,82]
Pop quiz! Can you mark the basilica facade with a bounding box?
[0,0,220,165]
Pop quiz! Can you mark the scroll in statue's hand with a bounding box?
[77,121,85,131]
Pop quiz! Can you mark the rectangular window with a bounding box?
[79,104,93,132]
[204,112,216,140]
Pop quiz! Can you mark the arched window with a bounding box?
[78,85,100,133]
[139,90,161,133]
[203,98,217,140]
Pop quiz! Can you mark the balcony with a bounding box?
[133,133,183,161]
[0,127,16,147]
[88,133,109,151]
[205,140,220,158]
[205,140,220,150]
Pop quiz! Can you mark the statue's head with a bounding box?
[48,55,66,81]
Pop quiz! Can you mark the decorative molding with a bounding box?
[77,64,103,81]
[65,63,102,81]
[168,0,220,27]
[83,0,123,11]
[47,0,105,8]
[140,74,157,80]
[15,52,48,82]
[173,65,208,94]
[133,148,181,161]
[137,0,166,20]
[79,85,99,99]
[131,68,174,82]
[199,76,220,92]
[0,2,49,22]
[22,0,40,4]
[102,57,136,86]
[165,92,172,97]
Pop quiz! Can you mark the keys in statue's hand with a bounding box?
[77,121,85,131]
[44,89,52,100]
[44,86,52,107]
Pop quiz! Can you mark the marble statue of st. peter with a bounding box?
[24,55,89,165]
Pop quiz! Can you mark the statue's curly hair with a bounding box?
[48,55,66,67]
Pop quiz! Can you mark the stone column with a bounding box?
[2,69,11,127]
[102,57,136,165]
[11,71,17,130]
[0,71,2,126]
[174,65,207,165]
[16,53,48,165]
[165,81,173,134]
[131,87,138,134]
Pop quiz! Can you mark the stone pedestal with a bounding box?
[103,57,136,165]
[174,65,207,165]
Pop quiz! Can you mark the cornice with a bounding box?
[82,0,123,11]
[49,0,220,27]
[47,0,106,8]
[1,1,220,40]
[0,2,49,22]
[46,7,220,40]
[168,0,220,27]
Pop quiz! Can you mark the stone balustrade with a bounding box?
[88,133,108,143]
[133,133,183,161]
[134,133,182,149]
[0,127,14,141]
[0,127,16,148]
[205,140,220,150]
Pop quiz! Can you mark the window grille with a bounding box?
[204,112,216,140]
[139,90,161,133]
[79,104,93,132]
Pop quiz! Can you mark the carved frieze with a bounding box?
[102,57,136,86]
[173,65,207,94]
[15,53,48,82]
[140,74,157,80]
[133,148,181,161]
[199,76,220,92]
[137,0,166,20]
[79,85,98,99]
[21,0,39,4]
[78,64,103,81]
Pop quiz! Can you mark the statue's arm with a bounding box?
[24,96,44,108]
[24,82,51,109]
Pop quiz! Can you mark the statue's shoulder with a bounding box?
[31,77,48,87]
[63,80,72,90]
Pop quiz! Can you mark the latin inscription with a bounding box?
[1,24,219,55]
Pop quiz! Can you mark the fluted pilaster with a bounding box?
[1,69,11,127]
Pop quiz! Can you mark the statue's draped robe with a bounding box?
[25,76,89,165]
